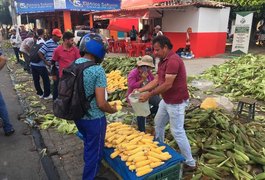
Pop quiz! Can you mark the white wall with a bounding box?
[198,7,230,32]
[162,6,230,33]
[162,7,199,32]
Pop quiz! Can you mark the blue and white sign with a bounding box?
[65,0,121,11]
[15,0,120,14]
[15,0,54,14]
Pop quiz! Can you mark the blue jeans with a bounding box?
[31,65,51,97]
[0,91,13,133]
[154,99,196,166]
[75,116,107,180]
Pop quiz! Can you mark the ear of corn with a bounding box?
[105,122,172,176]
[136,168,153,177]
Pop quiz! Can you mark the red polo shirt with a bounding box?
[157,50,189,104]
[52,45,80,77]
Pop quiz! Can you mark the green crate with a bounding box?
[145,163,183,180]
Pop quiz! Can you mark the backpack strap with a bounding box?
[75,61,97,113]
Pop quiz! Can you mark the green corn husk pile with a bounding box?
[39,114,78,134]
[102,57,138,76]
[198,54,265,100]
[165,108,265,180]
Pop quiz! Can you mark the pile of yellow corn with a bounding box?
[109,100,123,111]
[105,122,172,177]
[106,70,127,93]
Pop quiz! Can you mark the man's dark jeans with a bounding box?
[13,47,20,63]
[22,52,31,73]
[31,65,51,97]
[52,68,59,100]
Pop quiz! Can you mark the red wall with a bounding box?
[164,32,227,58]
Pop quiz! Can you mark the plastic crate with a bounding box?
[145,163,183,180]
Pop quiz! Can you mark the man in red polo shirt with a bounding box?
[52,31,81,99]
[138,35,196,171]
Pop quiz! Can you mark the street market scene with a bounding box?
[0,0,265,180]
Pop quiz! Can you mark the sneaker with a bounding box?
[38,94,44,99]
[43,94,53,100]
[183,164,197,172]
[5,129,15,136]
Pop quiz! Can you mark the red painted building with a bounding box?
[91,1,232,58]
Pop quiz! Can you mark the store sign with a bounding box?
[15,0,120,14]
[65,0,121,11]
[54,0,66,9]
[232,12,253,54]
[15,0,54,14]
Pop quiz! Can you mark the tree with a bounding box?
[213,0,265,44]
[0,0,12,39]
[213,0,265,21]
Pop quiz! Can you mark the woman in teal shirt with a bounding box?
[75,33,117,180]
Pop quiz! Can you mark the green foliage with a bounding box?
[0,1,12,25]
[215,0,264,6]
[213,0,265,19]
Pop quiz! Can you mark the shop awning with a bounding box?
[94,9,157,20]
[107,18,138,32]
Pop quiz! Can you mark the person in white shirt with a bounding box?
[36,29,45,44]
[20,32,35,73]
[10,29,22,63]
[154,25,163,36]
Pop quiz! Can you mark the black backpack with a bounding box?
[29,43,43,63]
[53,61,96,120]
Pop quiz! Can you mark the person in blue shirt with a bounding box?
[129,25,138,41]
[74,33,117,180]
[0,51,15,136]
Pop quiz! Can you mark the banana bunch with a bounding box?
[106,70,127,93]
[105,122,172,177]
[109,100,123,111]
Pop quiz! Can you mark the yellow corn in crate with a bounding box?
[105,122,172,177]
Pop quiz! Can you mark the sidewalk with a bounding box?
[0,63,47,179]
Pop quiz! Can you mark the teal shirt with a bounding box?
[75,58,107,120]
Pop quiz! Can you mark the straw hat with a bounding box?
[137,55,155,68]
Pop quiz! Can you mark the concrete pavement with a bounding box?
[0,63,47,179]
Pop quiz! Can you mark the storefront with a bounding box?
[15,0,121,32]
[88,1,232,58]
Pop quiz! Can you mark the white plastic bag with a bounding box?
[191,79,214,91]
[213,96,234,112]
[128,92,150,117]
